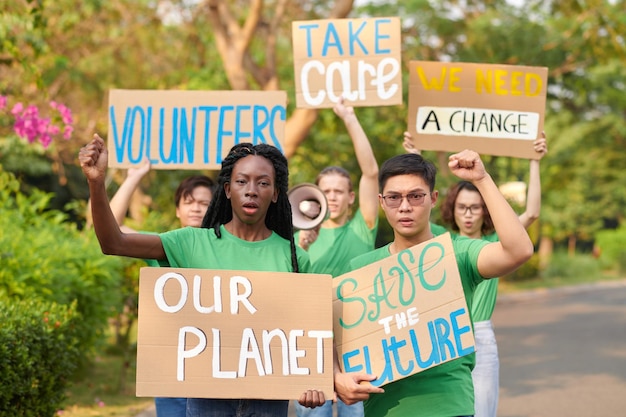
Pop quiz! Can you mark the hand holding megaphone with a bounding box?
[288,183,329,231]
[298,227,320,251]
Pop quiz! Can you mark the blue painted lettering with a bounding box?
[322,23,343,56]
[235,105,252,144]
[342,309,473,385]
[348,21,368,55]
[298,23,319,58]
[199,106,219,164]
[216,106,234,164]
[374,19,391,54]
[179,107,196,164]
[159,107,178,164]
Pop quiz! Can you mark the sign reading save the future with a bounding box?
[292,17,402,108]
[407,61,548,159]
[136,268,334,399]
[107,90,287,170]
[332,233,475,386]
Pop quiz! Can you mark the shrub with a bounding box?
[540,251,601,280]
[0,169,129,360]
[0,299,82,416]
[595,226,626,272]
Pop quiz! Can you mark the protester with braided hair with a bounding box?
[79,134,326,417]
[201,142,300,272]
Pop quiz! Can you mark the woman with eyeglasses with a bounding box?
[438,133,547,417]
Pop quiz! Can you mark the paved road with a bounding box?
[137,279,626,417]
[494,280,626,417]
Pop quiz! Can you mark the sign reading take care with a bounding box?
[292,17,402,108]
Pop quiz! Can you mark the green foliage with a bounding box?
[595,224,626,272]
[541,251,602,280]
[503,253,541,283]
[0,168,128,356]
[0,299,82,416]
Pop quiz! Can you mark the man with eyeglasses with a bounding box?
[437,135,547,417]
[331,149,534,417]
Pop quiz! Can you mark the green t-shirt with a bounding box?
[431,226,501,322]
[468,232,499,322]
[348,237,488,417]
[159,225,311,273]
[297,209,378,277]
[430,221,448,237]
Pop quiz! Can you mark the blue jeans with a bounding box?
[186,398,289,417]
[155,397,187,417]
[294,399,363,417]
[471,320,499,417]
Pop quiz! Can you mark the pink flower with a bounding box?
[2,98,74,148]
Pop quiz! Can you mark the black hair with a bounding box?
[379,153,437,192]
[175,175,216,207]
[201,143,300,272]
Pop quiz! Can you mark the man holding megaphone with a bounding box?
[294,97,379,417]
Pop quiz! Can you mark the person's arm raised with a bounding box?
[402,131,421,155]
[109,159,151,233]
[79,134,166,260]
[333,97,379,229]
[448,150,533,278]
[518,132,547,228]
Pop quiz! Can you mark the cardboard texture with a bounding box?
[107,89,287,170]
[292,17,402,108]
[408,61,548,159]
[136,267,334,399]
[332,233,475,387]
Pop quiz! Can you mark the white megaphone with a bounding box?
[287,183,329,230]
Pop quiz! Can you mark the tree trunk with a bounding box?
[568,235,577,257]
[538,236,553,270]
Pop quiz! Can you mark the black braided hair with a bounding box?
[201,143,300,272]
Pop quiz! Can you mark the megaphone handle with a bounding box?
[298,228,320,250]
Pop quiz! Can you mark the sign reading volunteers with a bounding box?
[332,233,475,387]
[407,61,548,159]
[136,267,334,400]
[292,17,402,108]
[107,89,287,170]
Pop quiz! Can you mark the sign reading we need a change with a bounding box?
[136,267,334,400]
[292,17,402,108]
[408,61,548,159]
[332,233,475,387]
[107,90,287,170]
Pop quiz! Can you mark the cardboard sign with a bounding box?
[332,233,475,387]
[107,89,287,169]
[407,61,548,159]
[292,17,402,108]
[136,267,334,399]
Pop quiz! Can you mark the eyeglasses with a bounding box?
[381,192,428,208]
[455,204,483,215]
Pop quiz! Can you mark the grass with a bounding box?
[60,341,152,417]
